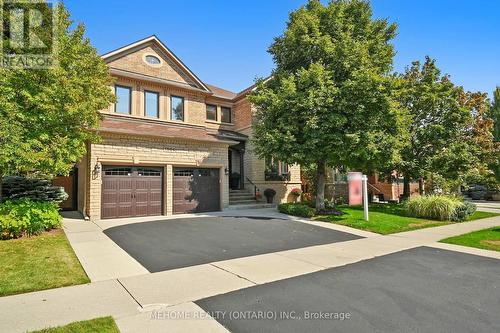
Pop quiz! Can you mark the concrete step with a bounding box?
[229,190,253,194]
[229,199,259,205]
[226,203,277,210]
[229,194,255,199]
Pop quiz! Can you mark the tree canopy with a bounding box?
[249,0,406,210]
[0,3,114,180]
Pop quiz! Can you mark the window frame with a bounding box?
[265,157,290,181]
[206,104,217,121]
[170,95,185,121]
[144,90,160,118]
[145,55,161,65]
[221,106,232,123]
[114,85,132,115]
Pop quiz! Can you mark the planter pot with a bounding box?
[266,196,274,204]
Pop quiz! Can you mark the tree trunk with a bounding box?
[402,176,411,201]
[418,177,424,195]
[315,160,326,212]
[0,174,3,203]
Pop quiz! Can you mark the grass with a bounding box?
[0,229,90,297]
[29,317,119,333]
[440,227,500,252]
[315,204,499,235]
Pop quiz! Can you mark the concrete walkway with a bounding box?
[2,211,500,332]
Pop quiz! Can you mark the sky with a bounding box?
[64,0,500,95]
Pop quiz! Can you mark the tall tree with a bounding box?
[249,0,405,211]
[0,3,114,200]
[396,57,475,197]
[492,87,500,142]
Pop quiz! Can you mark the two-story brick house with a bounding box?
[58,36,300,220]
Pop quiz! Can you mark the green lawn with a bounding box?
[315,204,499,235]
[0,229,90,297]
[440,227,500,252]
[29,317,119,333]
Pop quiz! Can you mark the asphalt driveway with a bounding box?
[196,246,500,333]
[104,216,361,272]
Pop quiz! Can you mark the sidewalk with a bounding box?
[2,213,499,332]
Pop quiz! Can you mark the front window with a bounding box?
[265,157,290,181]
[115,85,131,114]
[144,91,159,118]
[171,96,184,121]
[221,106,231,123]
[206,104,217,121]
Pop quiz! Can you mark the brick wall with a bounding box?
[108,44,196,86]
[86,134,229,220]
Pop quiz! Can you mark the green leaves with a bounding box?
[249,0,404,209]
[0,3,114,178]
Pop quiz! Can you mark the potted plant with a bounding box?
[290,188,302,202]
[264,188,276,203]
[255,189,262,201]
[229,172,241,190]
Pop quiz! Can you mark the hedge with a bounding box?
[1,176,68,203]
[278,203,315,218]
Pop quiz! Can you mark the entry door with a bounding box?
[173,168,220,214]
[101,166,163,219]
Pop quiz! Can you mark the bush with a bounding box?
[405,195,475,221]
[452,201,477,222]
[2,176,68,203]
[278,203,315,218]
[0,199,61,239]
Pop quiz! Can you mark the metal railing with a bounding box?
[246,177,259,198]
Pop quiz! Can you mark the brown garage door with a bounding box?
[173,168,220,214]
[101,166,163,219]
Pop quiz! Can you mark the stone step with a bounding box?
[226,203,277,210]
[229,190,253,194]
[229,199,259,204]
[229,194,255,199]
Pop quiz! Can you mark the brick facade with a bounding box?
[84,134,229,220]
[75,36,301,219]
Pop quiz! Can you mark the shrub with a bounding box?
[405,195,473,221]
[0,199,61,239]
[290,188,302,197]
[452,201,477,222]
[278,203,315,218]
[2,176,68,203]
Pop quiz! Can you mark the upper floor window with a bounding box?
[144,90,159,118]
[145,55,161,65]
[206,104,217,121]
[171,95,184,121]
[115,85,131,114]
[221,106,231,123]
[265,157,290,181]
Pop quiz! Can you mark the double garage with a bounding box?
[101,166,221,219]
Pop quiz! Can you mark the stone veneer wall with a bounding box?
[85,134,229,220]
[239,127,302,204]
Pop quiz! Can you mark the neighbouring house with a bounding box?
[324,169,421,203]
[53,36,301,220]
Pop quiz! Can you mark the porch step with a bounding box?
[229,193,256,199]
[230,199,260,205]
[226,203,277,210]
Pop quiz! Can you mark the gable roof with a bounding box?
[101,35,211,93]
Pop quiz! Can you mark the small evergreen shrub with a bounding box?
[2,176,68,203]
[405,195,475,221]
[278,203,315,218]
[452,201,477,222]
[0,199,61,239]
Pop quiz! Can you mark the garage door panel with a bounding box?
[101,167,163,219]
[173,168,220,214]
